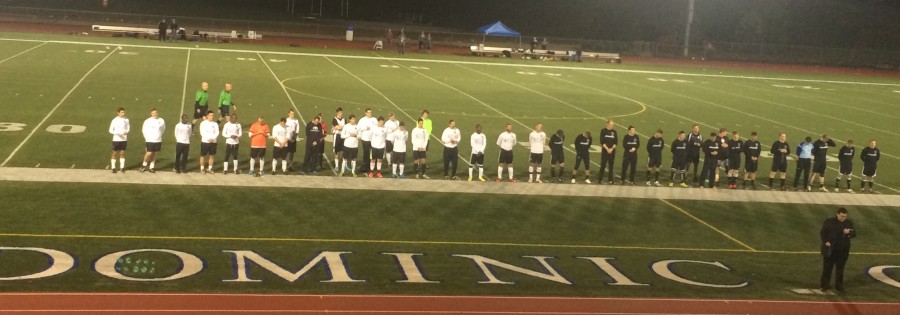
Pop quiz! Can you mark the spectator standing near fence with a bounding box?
[386,29,393,45]
[541,37,549,50]
[157,19,167,42]
[418,31,426,52]
[398,33,407,55]
[170,18,179,41]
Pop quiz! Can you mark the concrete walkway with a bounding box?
[1,167,897,206]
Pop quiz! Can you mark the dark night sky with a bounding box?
[3,0,900,49]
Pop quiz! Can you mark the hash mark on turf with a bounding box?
[34,163,40,168]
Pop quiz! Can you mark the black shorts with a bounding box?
[647,155,662,168]
[194,105,208,119]
[219,105,230,117]
[498,149,513,164]
[333,135,344,153]
[286,140,297,153]
[145,142,162,153]
[112,141,127,151]
[386,141,394,153]
[372,148,385,159]
[863,164,877,177]
[250,147,266,158]
[343,147,358,160]
[671,158,686,171]
[392,151,406,164]
[728,158,741,170]
[744,158,759,172]
[413,150,426,160]
[574,154,590,170]
[771,157,787,173]
[688,154,700,165]
[200,142,217,156]
[529,153,543,164]
[551,150,564,164]
[839,162,852,175]
[273,146,287,159]
[470,153,484,165]
[812,160,827,174]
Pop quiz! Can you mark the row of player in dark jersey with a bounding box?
[552,121,881,193]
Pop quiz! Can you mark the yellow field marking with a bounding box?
[658,198,757,252]
[2,232,898,256]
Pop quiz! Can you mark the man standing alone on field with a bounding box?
[820,207,856,292]
[109,107,130,173]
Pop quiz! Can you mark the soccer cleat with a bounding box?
[248,170,255,175]
[399,174,406,179]
[509,178,517,183]
[847,189,855,194]
[368,172,374,178]
[654,181,661,187]
[468,176,473,182]
[391,173,398,178]
[120,169,125,174]
[646,181,651,186]
[680,183,689,188]
[452,176,460,180]
[607,181,613,185]
[479,177,486,182]
[669,182,674,187]
[339,172,344,177]
[333,167,340,173]
[819,187,828,192]
[571,178,577,184]
[223,170,229,175]
[806,186,812,192]
[140,166,146,173]
[352,173,357,177]
[234,170,239,175]
[421,174,430,179]
[256,171,262,177]
[496,178,502,183]
[585,179,591,184]
[344,166,352,172]
[527,178,533,183]
[112,168,118,174]
[148,169,156,173]
[377,172,383,178]
[535,179,542,183]
[416,174,421,179]
[834,188,840,193]
[445,176,450,180]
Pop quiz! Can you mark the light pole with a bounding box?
[683,0,694,57]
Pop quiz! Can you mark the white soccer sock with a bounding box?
[149,161,155,169]
[142,161,148,167]
[399,164,405,175]
[341,160,348,172]
[334,157,340,168]
[233,160,238,172]
[478,165,484,178]
[376,161,381,172]
[536,167,541,180]
[497,166,503,178]
[282,160,287,172]
[110,159,116,170]
[224,162,229,171]
[528,166,533,176]
[370,161,376,172]
[468,167,473,178]
[393,163,398,174]
[386,153,391,165]
[508,167,514,179]
[119,158,125,169]
[272,160,278,172]
[351,161,357,174]
[249,158,255,171]
[259,160,265,172]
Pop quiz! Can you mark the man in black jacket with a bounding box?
[698,132,720,189]
[620,126,640,185]
[769,133,790,191]
[860,139,880,193]
[157,19,167,42]
[810,134,836,191]
[835,140,855,193]
[598,120,617,184]
[304,116,323,174]
[820,207,856,292]
[645,129,664,186]
[743,132,761,189]
[686,124,703,186]
[572,131,592,184]
[669,131,688,187]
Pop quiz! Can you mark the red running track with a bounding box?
[0,293,898,314]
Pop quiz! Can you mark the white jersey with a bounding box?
[357,116,378,141]
[411,127,428,150]
[529,131,547,154]
[285,117,300,141]
[384,119,399,140]
[441,127,461,148]
[199,120,220,143]
[470,132,487,155]
[390,129,408,152]
[497,131,516,151]
[222,122,243,145]
[109,116,130,142]
[341,124,360,148]
[272,124,288,148]
[174,122,192,144]
[370,126,388,149]
[141,117,165,143]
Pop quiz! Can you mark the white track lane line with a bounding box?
[0,42,46,65]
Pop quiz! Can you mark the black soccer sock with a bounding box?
[646,170,651,181]
[780,179,786,187]
[654,171,660,181]
[769,178,774,186]
[846,179,851,189]
[861,180,866,189]
[559,167,564,178]
[835,178,841,188]
[869,181,874,189]
[550,167,556,178]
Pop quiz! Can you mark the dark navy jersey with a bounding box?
[600,128,618,149]
[812,139,836,161]
[744,140,761,159]
[839,146,855,164]
[727,139,743,161]
[622,134,640,155]
[671,139,688,161]
[686,132,703,156]
[574,134,592,156]
[550,133,565,153]
[770,141,790,163]
[861,147,880,165]
[703,139,720,159]
[647,137,664,157]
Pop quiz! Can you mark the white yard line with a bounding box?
[0,49,117,167]
[323,56,472,167]
[2,37,899,87]
[557,74,900,194]
[178,49,191,116]
[0,41,46,65]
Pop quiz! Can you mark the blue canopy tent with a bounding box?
[476,21,520,46]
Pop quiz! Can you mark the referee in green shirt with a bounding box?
[218,83,234,123]
[192,82,209,125]
[422,109,432,149]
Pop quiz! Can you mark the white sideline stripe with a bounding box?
[323,56,472,167]
[0,49,117,167]
[0,42,46,65]
[2,292,899,306]
[179,49,191,116]
[574,72,900,194]
[1,37,899,87]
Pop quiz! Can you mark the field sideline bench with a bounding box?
[91,25,263,41]
[470,45,622,63]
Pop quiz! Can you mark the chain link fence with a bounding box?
[2,6,899,69]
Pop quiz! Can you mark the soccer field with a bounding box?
[0,32,898,193]
[1,31,900,305]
